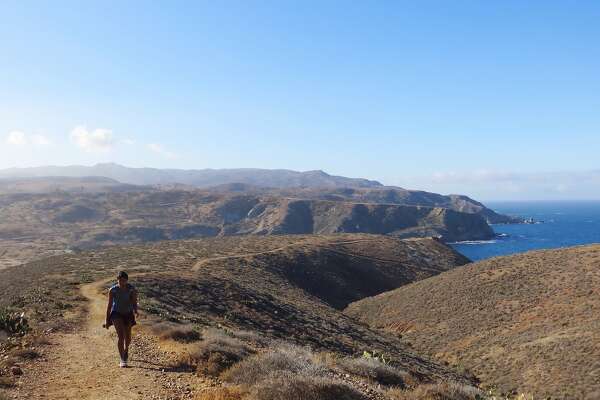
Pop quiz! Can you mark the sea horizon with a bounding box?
[451,200,600,261]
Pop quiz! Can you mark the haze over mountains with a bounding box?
[0,163,518,224]
[0,163,382,188]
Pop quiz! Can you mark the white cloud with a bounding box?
[6,131,27,146]
[31,134,51,146]
[147,143,178,159]
[120,138,136,145]
[5,131,51,146]
[70,126,114,152]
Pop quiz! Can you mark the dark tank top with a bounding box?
[110,283,135,314]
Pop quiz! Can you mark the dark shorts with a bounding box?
[109,311,136,327]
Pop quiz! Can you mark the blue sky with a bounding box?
[1,1,600,200]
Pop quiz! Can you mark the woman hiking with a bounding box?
[104,271,139,367]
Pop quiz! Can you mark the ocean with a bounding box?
[451,201,600,261]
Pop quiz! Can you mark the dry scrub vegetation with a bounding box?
[346,244,600,399]
[186,328,485,400]
[1,234,474,398]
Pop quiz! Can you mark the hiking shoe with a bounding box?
[119,360,127,368]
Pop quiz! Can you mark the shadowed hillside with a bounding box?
[345,244,600,399]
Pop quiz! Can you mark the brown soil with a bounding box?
[345,244,600,399]
[10,278,209,400]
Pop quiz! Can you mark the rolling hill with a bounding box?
[345,244,600,399]
[0,190,493,269]
[0,234,476,399]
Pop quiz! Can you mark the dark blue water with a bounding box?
[451,201,600,261]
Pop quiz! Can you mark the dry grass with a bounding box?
[228,330,271,347]
[386,382,483,400]
[246,372,368,400]
[346,244,600,398]
[195,387,247,400]
[221,343,325,385]
[152,322,201,343]
[0,376,14,388]
[182,329,253,376]
[336,356,410,386]
[11,348,40,360]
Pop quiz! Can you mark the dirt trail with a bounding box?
[13,279,203,400]
[190,238,379,272]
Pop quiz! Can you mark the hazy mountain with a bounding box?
[0,176,147,194]
[0,164,520,224]
[0,163,382,188]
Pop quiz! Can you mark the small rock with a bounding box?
[11,366,23,376]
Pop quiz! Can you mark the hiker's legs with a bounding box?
[113,318,126,360]
[124,322,132,353]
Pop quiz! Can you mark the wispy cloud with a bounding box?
[5,131,51,146]
[147,143,178,159]
[70,126,114,152]
[426,169,600,186]
[400,169,600,199]
[31,134,51,146]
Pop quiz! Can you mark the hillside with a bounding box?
[264,187,519,224]
[0,234,476,399]
[345,244,600,399]
[0,191,492,268]
[0,165,519,225]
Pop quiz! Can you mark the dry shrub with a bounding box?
[11,348,40,360]
[386,382,483,400]
[222,343,324,385]
[152,322,201,343]
[186,329,253,376]
[337,356,409,386]
[31,335,51,346]
[229,330,270,346]
[195,386,247,400]
[0,376,15,388]
[247,372,368,400]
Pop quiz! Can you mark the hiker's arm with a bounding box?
[132,288,139,317]
[105,289,113,325]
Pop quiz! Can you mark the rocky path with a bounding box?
[11,279,209,400]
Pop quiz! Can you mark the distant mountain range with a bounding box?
[0,163,520,224]
[0,163,382,188]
